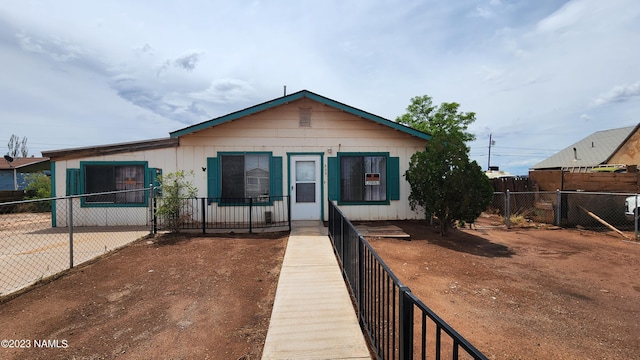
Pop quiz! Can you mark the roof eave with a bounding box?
[42,138,179,161]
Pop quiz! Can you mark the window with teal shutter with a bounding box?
[207,153,282,204]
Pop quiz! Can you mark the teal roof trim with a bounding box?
[170,90,431,141]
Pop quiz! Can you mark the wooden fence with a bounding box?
[529,170,640,193]
[0,190,24,203]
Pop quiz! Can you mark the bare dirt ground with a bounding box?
[368,215,640,360]
[0,231,288,360]
[2,215,640,360]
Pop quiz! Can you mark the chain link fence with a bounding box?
[1,188,293,298]
[0,189,152,298]
[487,191,638,238]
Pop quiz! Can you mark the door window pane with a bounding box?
[296,161,315,181]
[296,183,315,203]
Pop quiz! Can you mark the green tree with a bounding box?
[396,95,476,143]
[400,95,493,235]
[7,134,28,158]
[155,170,198,233]
[23,173,52,212]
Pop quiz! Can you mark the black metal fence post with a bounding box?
[358,236,365,319]
[249,197,253,234]
[399,287,413,360]
[201,197,206,234]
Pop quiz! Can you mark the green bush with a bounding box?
[23,173,52,212]
[156,170,198,233]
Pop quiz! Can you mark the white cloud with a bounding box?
[535,0,586,34]
[190,79,256,105]
[16,32,84,62]
[591,82,640,107]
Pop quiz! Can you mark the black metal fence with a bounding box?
[152,194,291,233]
[328,200,487,360]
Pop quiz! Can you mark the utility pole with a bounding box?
[487,133,495,171]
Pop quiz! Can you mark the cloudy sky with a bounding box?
[1,0,639,175]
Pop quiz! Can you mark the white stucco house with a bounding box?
[43,90,431,227]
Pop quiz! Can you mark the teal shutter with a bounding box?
[270,156,283,197]
[66,168,80,196]
[207,157,220,200]
[388,157,400,200]
[328,157,338,200]
[147,168,162,188]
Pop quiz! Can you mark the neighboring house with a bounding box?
[0,157,50,190]
[43,90,431,227]
[530,124,640,172]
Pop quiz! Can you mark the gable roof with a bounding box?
[170,89,431,141]
[531,124,639,170]
[0,157,50,171]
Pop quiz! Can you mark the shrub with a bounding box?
[155,170,198,233]
[22,173,51,212]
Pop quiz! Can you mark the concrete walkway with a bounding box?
[261,221,371,360]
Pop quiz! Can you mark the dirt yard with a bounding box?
[369,217,640,360]
[2,217,640,360]
[0,231,288,360]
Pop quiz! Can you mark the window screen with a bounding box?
[84,164,145,204]
[340,156,386,202]
[221,154,270,201]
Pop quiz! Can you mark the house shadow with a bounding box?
[388,220,515,258]
[154,229,290,247]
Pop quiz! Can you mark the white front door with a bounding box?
[290,155,321,220]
